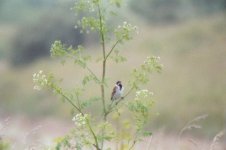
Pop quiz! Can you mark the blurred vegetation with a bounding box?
[0,0,225,138]
[0,0,70,23]
[130,0,226,23]
[0,139,10,150]
[0,0,86,65]
[10,15,84,65]
[1,0,225,64]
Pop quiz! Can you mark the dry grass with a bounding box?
[179,114,208,139]
[210,130,225,150]
[0,116,225,150]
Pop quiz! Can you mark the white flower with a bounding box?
[33,70,48,91]
[72,113,88,127]
[33,85,41,91]
[135,89,153,100]
[145,56,159,65]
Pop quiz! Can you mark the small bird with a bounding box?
[111,81,124,101]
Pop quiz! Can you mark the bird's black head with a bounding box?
[116,81,121,85]
[116,81,122,90]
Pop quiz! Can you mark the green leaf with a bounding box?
[110,0,122,7]
[129,56,162,89]
[50,41,67,57]
[109,11,118,16]
[80,97,100,109]
[142,131,152,137]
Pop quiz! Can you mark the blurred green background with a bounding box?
[0,0,226,141]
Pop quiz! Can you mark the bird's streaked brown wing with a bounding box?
[111,86,117,100]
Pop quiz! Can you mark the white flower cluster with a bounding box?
[74,0,96,13]
[84,0,96,12]
[135,89,153,101]
[117,21,138,32]
[144,56,160,65]
[72,113,88,127]
[33,70,48,90]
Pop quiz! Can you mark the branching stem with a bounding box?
[86,66,101,83]
[70,54,101,83]
[105,39,121,61]
[128,140,137,150]
[86,119,100,150]
[58,90,83,115]
[106,87,134,115]
[128,131,139,150]
[97,2,107,150]
[53,86,100,150]
[97,1,107,119]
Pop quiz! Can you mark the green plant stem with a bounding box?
[70,53,100,83]
[54,87,100,150]
[128,131,139,150]
[86,66,101,83]
[116,87,134,105]
[97,2,107,119]
[58,90,84,115]
[105,39,121,61]
[86,119,100,150]
[64,95,100,150]
[76,95,82,110]
[128,140,137,150]
[101,60,106,116]
[106,87,134,115]
[97,3,107,150]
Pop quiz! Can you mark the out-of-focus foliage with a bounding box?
[10,14,84,65]
[0,0,63,23]
[0,0,86,66]
[1,0,225,65]
[130,0,226,23]
[0,139,10,150]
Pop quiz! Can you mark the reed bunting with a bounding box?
[111,81,124,101]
